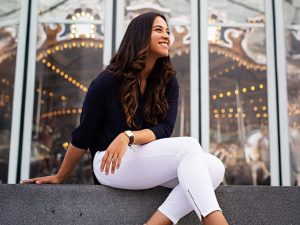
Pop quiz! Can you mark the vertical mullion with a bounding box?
[265,0,280,186]
[20,0,38,181]
[8,0,30,184]
[115,0,125,51]
[273,0,291,186]
[200,0,210,152]
[103,0,113,66]
[190,0,200,140]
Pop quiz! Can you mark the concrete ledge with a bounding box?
[0,185,299,225]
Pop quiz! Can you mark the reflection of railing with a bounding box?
[41,57,88,92]
[40,107,82,119]
[209,46,267,71]
[211,83,265,100]
[212,104,268,120]
[36,40,104,93]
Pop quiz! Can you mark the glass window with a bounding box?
[208,0,271,185]
[208,0,264,24]
[284,0,300,186]
[0,0,20,183]
[28,1,107,183]
[124,0,191,136]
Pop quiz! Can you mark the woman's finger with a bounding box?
[100,151,109,172]
[21,177,45,184]
[104,153,113,175]
[116,152,124,169]
[20,178,37,184]
[110,154,119,174]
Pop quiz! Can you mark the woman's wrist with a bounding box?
[55,173,65,183]
[120,132,130,145]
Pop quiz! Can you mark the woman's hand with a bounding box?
[20,175,63,184]
[100,133,129,175]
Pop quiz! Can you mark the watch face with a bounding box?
[124,130,134,146]
[125,130,134,137]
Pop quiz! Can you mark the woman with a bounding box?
[22,12,229,225]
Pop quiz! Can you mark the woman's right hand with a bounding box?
[20,144,86,185]
[20,175,63,184]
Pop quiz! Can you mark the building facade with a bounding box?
[0,0,299,186]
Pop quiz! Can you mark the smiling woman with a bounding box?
[22,12,228,225]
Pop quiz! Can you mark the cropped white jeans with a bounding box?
[93,137,225,224]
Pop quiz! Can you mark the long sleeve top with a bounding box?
[71,70,179,159]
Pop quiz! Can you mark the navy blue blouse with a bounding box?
[71,70,179,159]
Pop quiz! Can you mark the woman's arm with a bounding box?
[148,77,179,139]
[22,73,111,184]
[132,129,156,144]
[99,129,155,176]
[21,144,86,184]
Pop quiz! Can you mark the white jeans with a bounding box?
[93,137,225,224]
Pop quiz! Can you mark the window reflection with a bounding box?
[208,1,270,185]
[0,26,18,184]
[125,0,191,136]
[30,2,105,183]
[284,0,300,186]
[208,0,265,24]
[0,0,20,184]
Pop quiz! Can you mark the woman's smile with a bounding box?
[159,41,169,49]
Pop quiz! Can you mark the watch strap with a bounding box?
[124,130,134,146]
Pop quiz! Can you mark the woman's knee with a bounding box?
[207,154,225,188]
[181,137,203,154]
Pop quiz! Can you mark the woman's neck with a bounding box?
[141,55,156,80]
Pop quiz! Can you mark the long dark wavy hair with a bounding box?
[106,12,176,128]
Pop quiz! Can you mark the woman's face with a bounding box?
[149,16,170,58]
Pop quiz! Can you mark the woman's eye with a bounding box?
[154,28,170,35]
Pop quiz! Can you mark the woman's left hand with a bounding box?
[100,133,129,175]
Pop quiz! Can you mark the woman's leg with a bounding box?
[151,152,226,225]
[93,137,226,224]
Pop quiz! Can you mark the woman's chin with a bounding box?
[150,50,169,59]
[158,52,169,58]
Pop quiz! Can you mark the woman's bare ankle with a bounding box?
[202,210,229,225]
[146,210,173,225]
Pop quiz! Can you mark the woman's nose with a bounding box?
[162,32,169,40]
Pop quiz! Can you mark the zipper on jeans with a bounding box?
[187,189,202,216]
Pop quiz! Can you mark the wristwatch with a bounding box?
[124,130,134,146]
